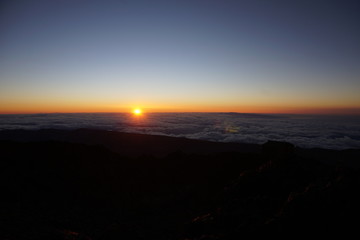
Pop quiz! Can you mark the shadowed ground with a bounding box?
[0,129,359,239]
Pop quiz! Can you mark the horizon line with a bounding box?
[1,111,360,116]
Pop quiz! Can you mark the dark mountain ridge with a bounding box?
[0,128,260,157]
[0,129,359,239]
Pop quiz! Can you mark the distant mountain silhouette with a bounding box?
[0,128,261,156]
[0,129,359,239]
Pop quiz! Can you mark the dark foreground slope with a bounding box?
[0,129,260,157]
[0,129,359,239]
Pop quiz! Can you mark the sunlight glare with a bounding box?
[133,108,142,115]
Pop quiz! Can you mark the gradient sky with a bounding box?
[1,0,360,114]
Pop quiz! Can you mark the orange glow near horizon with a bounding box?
[0,97,360,115]
[0,102,360,115]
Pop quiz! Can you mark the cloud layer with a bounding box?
[1,113,359,150]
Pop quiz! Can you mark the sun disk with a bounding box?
[133,108,142,115]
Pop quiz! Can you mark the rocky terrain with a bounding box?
[0,129,359,239]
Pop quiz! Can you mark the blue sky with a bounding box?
[1,0,360,113]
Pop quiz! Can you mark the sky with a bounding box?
[1,0,360,114]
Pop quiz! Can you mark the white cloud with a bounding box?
[1,113,360,150]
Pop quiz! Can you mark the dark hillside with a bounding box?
[0,130,359,239]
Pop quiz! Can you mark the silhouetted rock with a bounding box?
[183,142,360,239]
[262,140,294,158]
[0,129,261,157]
[0,129,359,239]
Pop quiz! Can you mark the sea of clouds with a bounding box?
[0,113,360,150]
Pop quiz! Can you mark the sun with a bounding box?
[133,108,142,115]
